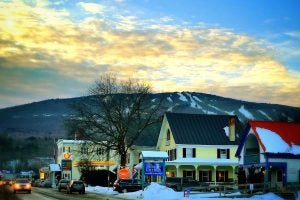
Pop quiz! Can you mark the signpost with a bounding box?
[140,151,168,190]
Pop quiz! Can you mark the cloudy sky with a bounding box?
[0,0,300,109]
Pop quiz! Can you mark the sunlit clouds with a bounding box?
[0,0,299,108]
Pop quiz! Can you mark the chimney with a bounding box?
[229,117,236,142]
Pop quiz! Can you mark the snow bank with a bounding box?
[85,185,118,195]
[143,183,181,200]
[250,192,283,200]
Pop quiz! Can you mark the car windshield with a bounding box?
[15,179,29,183]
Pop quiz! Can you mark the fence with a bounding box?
[189,182,300,198]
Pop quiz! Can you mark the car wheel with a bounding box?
[13,190,16,194]
[58,188,61,192]
[28,190,31,194]
[82,191,85,194]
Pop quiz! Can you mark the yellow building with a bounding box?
[156,112,244,184]
[56,139,117,180]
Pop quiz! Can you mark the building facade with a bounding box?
[156,112,244,184]
[56,139,117,180]
[235,121,300,188]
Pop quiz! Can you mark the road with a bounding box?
[0,185,131,200]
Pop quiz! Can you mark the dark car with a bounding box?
[66,180,85,194]
[165,177,209,192]
[12,179,32,194]
[113,179,142,193]
[58,179,70,192]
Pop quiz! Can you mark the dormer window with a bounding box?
[166,129,171,146]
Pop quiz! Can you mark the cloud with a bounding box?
[77,2,104,14]
[0,1,299,108]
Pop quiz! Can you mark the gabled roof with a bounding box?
[236,121,300,156]
[165,112,244,145]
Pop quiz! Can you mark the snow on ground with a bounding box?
[167,96,173,102]
[258,110,272,120]
[239,105,254,119]
[86,183,284,200]
[177,92,188,102]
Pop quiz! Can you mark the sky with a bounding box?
[0,0,300,109]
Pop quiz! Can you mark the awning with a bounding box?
[49,164,61,172]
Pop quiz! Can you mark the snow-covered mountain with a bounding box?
[0,92,299,138]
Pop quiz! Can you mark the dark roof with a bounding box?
[165,112,244,145]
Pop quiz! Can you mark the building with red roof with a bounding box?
[235,121,300,189]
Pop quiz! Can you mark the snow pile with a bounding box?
[85,185,117,194]
[250,192,283,200]
[143,183,181,200]
[85,184,287,200]
[256,127,300,155]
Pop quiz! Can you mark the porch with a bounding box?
[165,158,238,185]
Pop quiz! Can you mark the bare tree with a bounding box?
[66,74,163,167]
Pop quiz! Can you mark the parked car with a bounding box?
[40,179,51,188]
[58,179,70,192]
[66,180,85,194]
[165,177,209,191]
[113,179,142,193]
[12,179,32,194]
[2,179,13,185]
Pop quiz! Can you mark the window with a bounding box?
[183,148,196,158]
[97,147,105,155]
[63,147,65,152]
[68,146,71,152]
[168,149,176,161]
[199,170,212,182]
[216,170,228,182]
[277,170,283,182]
[183,170,195,179]
[81,147,89,155]
[217,148,230,159]
[166,129,171,146]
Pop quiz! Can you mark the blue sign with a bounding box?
[144,162,164,176]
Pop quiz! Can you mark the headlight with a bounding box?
[26,184,31,189]
[14,184,21,189]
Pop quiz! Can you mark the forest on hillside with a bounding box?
[0,134,55,171]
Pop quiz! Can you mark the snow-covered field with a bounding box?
[85,182,298,200]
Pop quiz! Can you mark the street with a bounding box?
[0,185,129,200]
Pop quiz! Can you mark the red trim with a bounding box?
[249,121,300,152]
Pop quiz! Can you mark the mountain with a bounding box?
[0,92,300,140]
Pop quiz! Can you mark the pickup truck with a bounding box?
[113,179,142,193]
[165,177,209,192]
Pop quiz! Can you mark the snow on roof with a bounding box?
[249,121,300,155]
[255,127,300,155]
[141,151,168,159]
[49,164,61,171]
[223,126,229,137]
[167,158,238,165]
